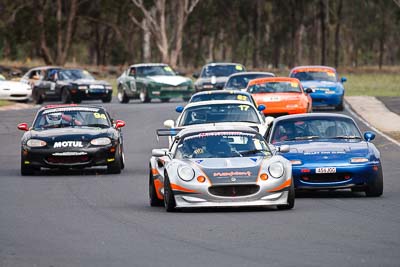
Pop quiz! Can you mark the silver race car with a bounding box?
[149,125,294,212]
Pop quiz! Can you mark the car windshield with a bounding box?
[33,107,111,129]
[179,104,260,126]
[190,93,252,103]
[291,70,337,82]
[58,69,94,81]
[201,64,244,78]
[224,73,274,90]
[175,131,271,159]
[136,65,175,77]
[248,81,302,93]
[271,117,362,144]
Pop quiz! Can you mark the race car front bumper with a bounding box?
[292,162,382,190]
[21,144,118,169]
[310,92,343,107]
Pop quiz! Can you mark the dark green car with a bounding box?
[116,63,194,103]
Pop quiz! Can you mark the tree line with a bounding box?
[0,0,399,70]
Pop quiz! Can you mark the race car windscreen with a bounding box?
[271,118,362,144]
[291,70,337,82]
[190,93,251,103]
[33,107,111,129]
[248,81,302,94]
[58,69,95,81]
[201,65,244,78]
[175,132,271,159]
[179,104,260,126]
[224,74,274,90]
[136,65,175,77]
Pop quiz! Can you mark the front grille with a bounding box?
[301,173,351,183]
[10,94,27,97]
[209,184,259,197]
[46,155,90,164]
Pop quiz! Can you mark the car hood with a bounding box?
[70,79,109,86]
[28,127,112,143]
[300,80,339,89]
[189,157,265,184]
[195,77,228,85]
[148,75,189,86]
[0,81,30,90]
[277,140,369,161]
[252,92,304,103]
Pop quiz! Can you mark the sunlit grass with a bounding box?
[343,73,400,96]
[0,100,12,107]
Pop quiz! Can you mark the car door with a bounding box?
[125,67,137,93]
[39,69,58,98]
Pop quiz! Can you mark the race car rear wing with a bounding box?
[156,128,183,137]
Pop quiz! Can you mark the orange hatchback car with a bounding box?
[246,77,312,117]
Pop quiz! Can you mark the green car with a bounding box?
[116,63,194,103]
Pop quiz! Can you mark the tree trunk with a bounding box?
[142,19,151,62]
[319,0,328,65]
[334,0,343,68]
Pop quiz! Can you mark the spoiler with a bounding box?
[156,128,183,137]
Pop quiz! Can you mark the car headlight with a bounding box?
[177,165,195,181]
[90,137,111,146]
[350,157,369,163]
[27,139,47,147]
[269,162,284,178]
[78,85,88,90]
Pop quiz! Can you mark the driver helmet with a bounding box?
[45,112,62,125]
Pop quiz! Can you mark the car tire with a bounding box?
[139,89,150,103]
[102,95,112,103]
[107,146,122,174]
[163,174,176,212]
[365,167,383,197]
[161,98,170,103]
[117,85,130,103]
[277,180,295,210]
[33,89,43,104]
[61,89,72,104]
[335,101,344,111]
[149,166,163,207]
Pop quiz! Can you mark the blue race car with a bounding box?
[266,113,383,197]
[289,66,346,111]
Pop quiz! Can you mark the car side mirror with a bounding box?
[192,73,199,79]
[115,120,125,129]
[277,145,290,153]
[163,119,175,128]
[175,106,184,113]
[152,148,168,157]
[17,123,29,131]
[304,88,313,94]
[364,131,375,141]
[341,77,347,83]
[257,104,266,111]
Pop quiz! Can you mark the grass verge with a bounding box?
[342,73,400,96]
[0,100,12,107]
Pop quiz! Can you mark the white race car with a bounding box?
[164,100,273,136]
[149,125,294,211]
[0,78,32,102]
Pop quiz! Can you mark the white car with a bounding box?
[164,100,273,138]
[0,79,32,102]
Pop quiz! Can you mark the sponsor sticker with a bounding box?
[53,141,83,148]
[213,171,252,177]
[43,107,99,115]
[235,65,243,71]
[237,95,248,101]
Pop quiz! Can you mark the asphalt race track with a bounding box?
[1,100,399,267]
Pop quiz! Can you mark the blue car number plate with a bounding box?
[89,89,105,94]
[316,167,336,173]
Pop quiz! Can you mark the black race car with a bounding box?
[24,68,113,104]
[193,63,246,92]
[17,104,125,175]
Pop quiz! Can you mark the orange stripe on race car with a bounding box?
[248,77,301,86]
[170,183,198,193]
[267,179,292,192]
[151,168,159,175]
[153,179,164,200]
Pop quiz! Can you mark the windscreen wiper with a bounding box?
[285,136,320,141]
[332,135,362,139]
